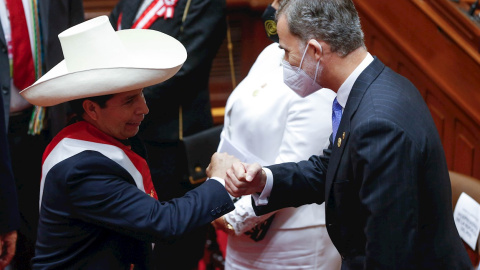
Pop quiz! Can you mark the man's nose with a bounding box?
[138,100,149,115]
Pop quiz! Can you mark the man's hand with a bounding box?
[225,162,266,197]
[0,230,17,269]
[206,152,240,180]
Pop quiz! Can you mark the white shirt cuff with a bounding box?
[251,167,273,206]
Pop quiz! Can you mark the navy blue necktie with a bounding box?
[332,97,343,140]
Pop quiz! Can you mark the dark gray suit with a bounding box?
[254,58,472,269]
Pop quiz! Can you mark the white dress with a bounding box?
[218,43,341,270]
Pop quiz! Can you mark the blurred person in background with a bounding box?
[212,0,341,269]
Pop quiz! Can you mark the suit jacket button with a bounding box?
[2,85,8,95]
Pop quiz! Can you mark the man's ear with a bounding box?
[308,39,324,62]
[82,100,99,121]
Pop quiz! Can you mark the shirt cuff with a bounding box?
[251,167,273,206]
[208,177,235,200]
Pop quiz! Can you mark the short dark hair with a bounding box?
[69,94,114,120]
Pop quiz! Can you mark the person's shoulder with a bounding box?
[257,43,284,62]
[246,43,283,77]
[250,43,284,68]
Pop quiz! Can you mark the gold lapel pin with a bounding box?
[342,132,345,139]
[337,137,342,148]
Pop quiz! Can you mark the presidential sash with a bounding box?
[40,121,158,208]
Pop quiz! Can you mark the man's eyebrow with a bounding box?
[124,94,138,101]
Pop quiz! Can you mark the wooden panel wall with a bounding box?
[354,0,480,179]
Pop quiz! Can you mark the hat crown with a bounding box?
[58,16,132,72]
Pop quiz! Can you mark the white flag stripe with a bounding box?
[135,0,164,29]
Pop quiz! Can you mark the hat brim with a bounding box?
[20,29,187,106]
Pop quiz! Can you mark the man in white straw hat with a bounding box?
[20,16,237,269]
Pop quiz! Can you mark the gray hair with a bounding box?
[277,0,365,57]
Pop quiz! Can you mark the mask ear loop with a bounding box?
[298,43,310,70]
[312,40,323,84]
[299,39,323,70]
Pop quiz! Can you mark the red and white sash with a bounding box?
[40,121,158,208]
[117,0,178,30]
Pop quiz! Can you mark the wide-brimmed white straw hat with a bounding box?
[20,15,187,106]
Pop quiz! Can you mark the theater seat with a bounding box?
[449,171,480,268]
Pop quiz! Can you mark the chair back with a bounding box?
[450,171,480,268]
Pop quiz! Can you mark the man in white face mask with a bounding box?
[282,39,323,97]
[208,0,472,269]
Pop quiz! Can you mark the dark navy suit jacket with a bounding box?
[254,58,472,269]
[33,151,233,269]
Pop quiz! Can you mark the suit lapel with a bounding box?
[325,57,385,203]
[121,0,143,30]
[0,18,6,49]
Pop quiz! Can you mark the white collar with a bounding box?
[336,52,374,109]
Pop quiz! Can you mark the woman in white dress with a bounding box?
[213,1,341,269]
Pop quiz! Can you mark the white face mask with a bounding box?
[283,40,322,98]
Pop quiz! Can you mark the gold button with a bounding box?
[342,132,345,139]
[337,138,342,147]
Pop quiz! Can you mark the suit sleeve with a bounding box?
[0,90,19,234]
[65,152,234,243]
[352,118,421,268]
[253,147,331,216]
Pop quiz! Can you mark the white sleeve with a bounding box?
[225,195,275,235]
